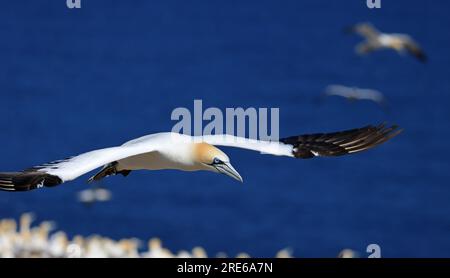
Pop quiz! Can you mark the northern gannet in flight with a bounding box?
[347,22,427,62]
[0,124,401,191]
[323,85,388,108]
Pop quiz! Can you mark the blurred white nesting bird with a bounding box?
[84,236,109,258]
[236,252,251,258]
[0,219,17,258]
[275,247,294,258]
[338,249,359,258]
[176,250,192,258]
[141,238,174,258]
[346,22,427,62]
[14,213,34,255]
[47,231,69,257]
[29,221,55,255]
[192,246,208,258]
[117,238,141,258]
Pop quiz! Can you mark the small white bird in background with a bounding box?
[84,236,109,258]
[338,249,359,258]
[117,238,141,258]
[0,219,17,258]
[323,85,388,108]
[47,231,69,258]
[0,124,401,192]
[191,246,208,258]
[176,250,192,258]
[77,186,112,206]
[29,221,55,256]
[346,22,427,62]
[141,238,174,258]
[275,248,294,258]
[236,252,251,258]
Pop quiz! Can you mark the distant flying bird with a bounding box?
[77,186,112,205]
[347,22,427,62]
[323,85,388,108]
[0,124,401,191]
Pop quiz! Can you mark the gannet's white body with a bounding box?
[116,132,291,171]
[118,133,227,172]
[0,124,401,191]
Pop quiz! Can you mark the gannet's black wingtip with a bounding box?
[0,171,62,192]
[404,43,428,63]
[416,52,427,63]
[280,124,402,159]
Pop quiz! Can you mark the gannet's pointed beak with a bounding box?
[215,162,243,183]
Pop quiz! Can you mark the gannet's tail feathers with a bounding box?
[0,172,62,192]
[280,124,402,159]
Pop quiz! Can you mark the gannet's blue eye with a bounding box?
[213,158,222,164]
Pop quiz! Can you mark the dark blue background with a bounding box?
[0,0,449,257]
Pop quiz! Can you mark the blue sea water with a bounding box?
[0,0,449,257]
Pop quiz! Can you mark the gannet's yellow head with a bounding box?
[194,143,243,183]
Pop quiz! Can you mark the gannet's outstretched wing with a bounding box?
[200,123,401,159]
[0,144,157,192]
[279,124,401,158]
[347,22,381,40]
[355,41,378,55]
